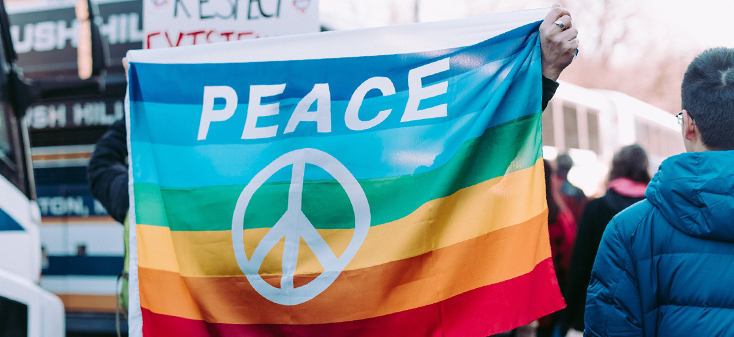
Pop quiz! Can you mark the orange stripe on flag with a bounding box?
[139,210,551,325]
[140,258,563,337]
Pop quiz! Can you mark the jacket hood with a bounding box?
[646,151,734,242]
[602,188,645,214]
[608,177,647,198]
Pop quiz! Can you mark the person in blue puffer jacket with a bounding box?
[584,47,734,337]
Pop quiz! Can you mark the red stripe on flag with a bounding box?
[140,258,563,337]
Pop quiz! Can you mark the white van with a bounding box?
[0,102,66,337]
[0,27,66,335]
[1,103,66,337]
[0,269,65,337]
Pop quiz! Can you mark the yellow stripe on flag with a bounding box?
[137,159,546,277]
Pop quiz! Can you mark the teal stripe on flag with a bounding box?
[133,113,543,231]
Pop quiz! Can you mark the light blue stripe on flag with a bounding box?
[129,45,537,146]
[130,29,542,188]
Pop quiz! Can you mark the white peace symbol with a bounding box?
[231,148,371,306]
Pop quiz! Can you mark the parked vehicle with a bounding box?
[542,81,684,196]
[0,1,65,334]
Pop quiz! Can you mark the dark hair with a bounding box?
[681,47,734,150]
[555,153,573,177]
[608,144,650,183]
[544,159,560,223]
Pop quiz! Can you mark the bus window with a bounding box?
[587,109,601,154]
[635,121,649,150]
[0,295,28,337]
[542,103,555,146]
[667,131,684,157]
[662,133,675,158]
[0,102,11,160]
[649,126,662,157]
[563,104,579,149]
[0,102,21,190]
[0,100,28,197]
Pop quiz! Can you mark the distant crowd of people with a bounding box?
[506,144,652,337]
[533,145,650,337]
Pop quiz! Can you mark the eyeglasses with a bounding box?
[677,110,696,126]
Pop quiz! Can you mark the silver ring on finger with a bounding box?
[554,20,566,31]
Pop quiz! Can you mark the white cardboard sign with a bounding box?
[143,0,319,49]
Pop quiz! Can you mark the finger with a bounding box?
[555,15,572,31]
[563,39,580,54]
[122,57,129,82]
[552,3,561,7]
[558,27,579,41]
[544,6,570,23]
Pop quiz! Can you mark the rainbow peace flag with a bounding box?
[126,8,564,337]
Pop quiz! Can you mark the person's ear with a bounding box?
[682,109,698,142]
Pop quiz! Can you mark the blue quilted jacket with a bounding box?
[585,151,734,337]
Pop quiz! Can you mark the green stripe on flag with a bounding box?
[134,113,542,231]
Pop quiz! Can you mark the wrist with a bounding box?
[542,67,561,81]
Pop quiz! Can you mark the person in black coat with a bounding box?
[561,144,651,335]
[555,153,586,223]
[87,118,128,224]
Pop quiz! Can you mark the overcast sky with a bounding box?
[641,0,734,50]
[321,0,734,54]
